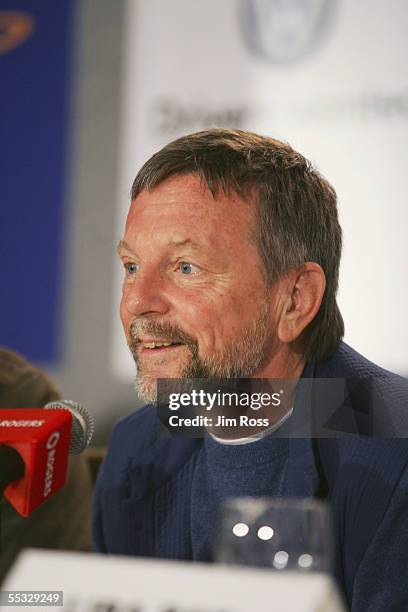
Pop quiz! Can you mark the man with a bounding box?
[0,347,93,584]
[93,129,408,611]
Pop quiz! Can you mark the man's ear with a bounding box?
[277,263,326,344]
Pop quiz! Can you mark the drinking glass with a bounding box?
[215,497,333,573]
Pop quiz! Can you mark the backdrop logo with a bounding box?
[0,11,35,55]
[239,0,335,64]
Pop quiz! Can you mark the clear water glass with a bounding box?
[215,497,333,573]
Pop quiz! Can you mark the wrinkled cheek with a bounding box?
[197,309,237,356]
[189,325,212,358]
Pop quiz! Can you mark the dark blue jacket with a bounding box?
[93,343,408,611]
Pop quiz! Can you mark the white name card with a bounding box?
[3,549,346,612]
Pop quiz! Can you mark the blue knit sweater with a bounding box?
[190,435,289,561]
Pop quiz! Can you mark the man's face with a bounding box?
[119,174,280,402]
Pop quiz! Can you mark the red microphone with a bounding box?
[0,402,93,517]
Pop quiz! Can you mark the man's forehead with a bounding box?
[126,174,255,224]
[121,174,258,257]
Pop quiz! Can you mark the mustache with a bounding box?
[129,319,198,351]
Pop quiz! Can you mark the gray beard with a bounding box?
[130,298,270,404]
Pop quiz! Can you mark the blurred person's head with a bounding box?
[118,129,344,402]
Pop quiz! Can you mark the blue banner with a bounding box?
[0,0,75,363]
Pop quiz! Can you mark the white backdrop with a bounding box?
[111,0,408,378]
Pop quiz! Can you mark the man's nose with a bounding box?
[122,271,170,318]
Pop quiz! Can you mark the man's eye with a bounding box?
[178,262,200,275]
[124,262,139,275]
